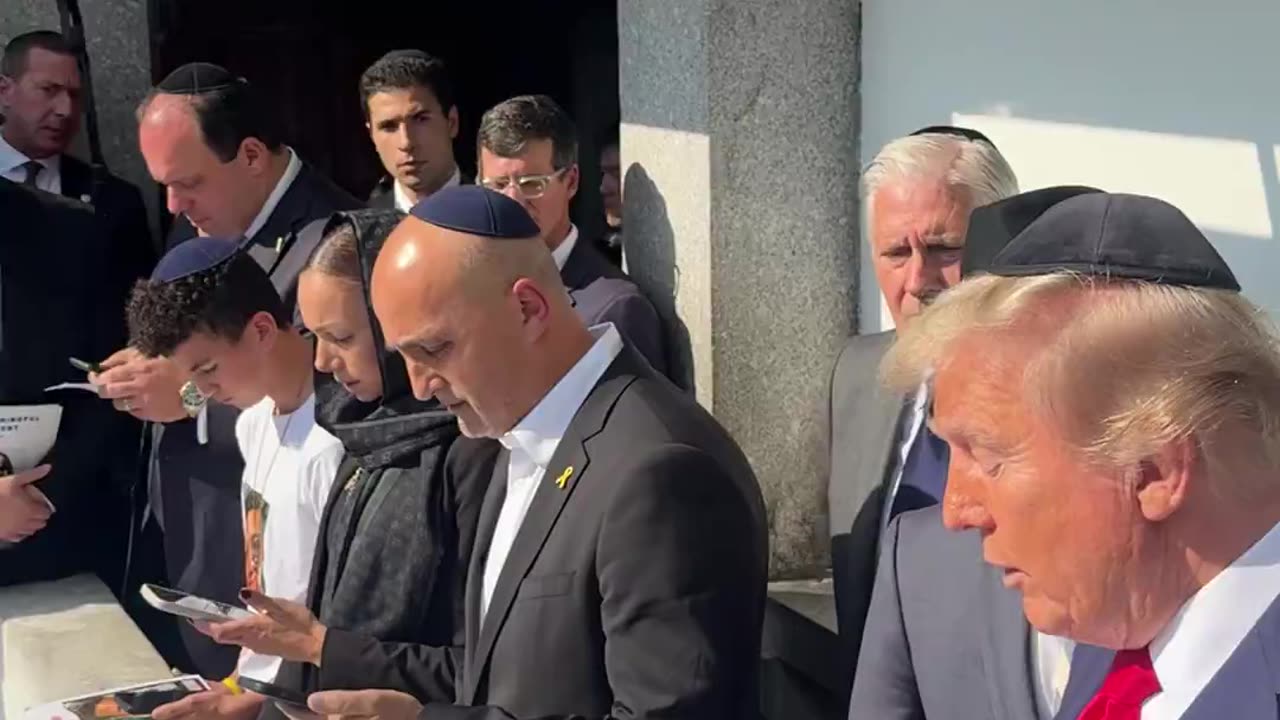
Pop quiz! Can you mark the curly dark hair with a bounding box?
[127,252,288,357]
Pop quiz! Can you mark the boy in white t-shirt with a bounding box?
[126,237,343,719]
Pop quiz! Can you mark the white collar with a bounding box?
[0,130,58,173]
[243,147,302,240]
[498,323,623,469]
[1145,518,1280,717]
[393,166,461,212]
[551,224,579,271]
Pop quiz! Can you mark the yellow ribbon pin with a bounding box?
[554,466,574,489]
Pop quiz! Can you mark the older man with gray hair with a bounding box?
[884,192,1271,720]
[826,126,1017,695]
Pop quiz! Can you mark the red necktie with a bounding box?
[1078,647,1162,720]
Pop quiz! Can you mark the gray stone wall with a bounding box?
[2,0,154,226]
[619,0,862,578]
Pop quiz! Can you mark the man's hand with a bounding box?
[0,465,53,542]
[91,347,188,423]
[151,685,264,720]
[197,590,328,665]
[308,690,423,720]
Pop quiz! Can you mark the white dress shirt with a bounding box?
[1141,518,1280,719]
[241,147,302,240]
[1033,630,1075,718]
[0,131,60,195]
[393,166,461,212]
[480,323,624,621]
[551,225,579,272]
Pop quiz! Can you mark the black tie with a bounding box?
[19,160,42,187]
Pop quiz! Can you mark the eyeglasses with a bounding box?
[479,167,571,199]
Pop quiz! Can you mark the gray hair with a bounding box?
[862,133,1019,220]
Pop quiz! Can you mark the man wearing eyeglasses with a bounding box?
[476,95,670,380]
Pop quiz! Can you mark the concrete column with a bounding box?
[619,0,861,578]
[2,1,155,227]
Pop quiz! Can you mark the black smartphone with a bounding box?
[115,687,199,714]
[69,356,102,374]
[237,677,311,708]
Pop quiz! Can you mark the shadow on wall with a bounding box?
[621,163,695,394]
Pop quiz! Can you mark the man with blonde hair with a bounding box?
[826,126,1017,694]
[884,192,1271,719]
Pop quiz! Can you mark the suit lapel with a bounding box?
[857,332,908,500]
[559,238,594,291]
[1180,633,1280,719]
[1054,644,1113,720]
[58,155,90,203]
[465,351,643,702]
[978,560,1042,719]
[1181,594,1280,720]
[462,453,509,703]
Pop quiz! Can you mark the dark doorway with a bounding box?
[147,0,619,240]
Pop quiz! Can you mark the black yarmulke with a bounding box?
[989,192,1240,291]
[409,186,541,239]
[962,186,1104,277]
[151,236,241,282]
[156,62,239,95]
[910,125,997,148]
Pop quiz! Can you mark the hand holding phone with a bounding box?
[140,583,255,623]
[69,356,103,374]
[236,678,321,720]
[115,687,200,715]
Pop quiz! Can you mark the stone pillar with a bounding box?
[2,1,155,230]
[619,0,861,579]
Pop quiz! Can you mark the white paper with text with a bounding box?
[0,405,61,473]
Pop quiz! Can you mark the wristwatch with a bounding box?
[180,380,207,419]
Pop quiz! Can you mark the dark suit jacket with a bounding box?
[60,155,157,304]
[402,345,767,719]
[848,506,1049,720]
[561,240,669,381]
[1056,594,1280,720]
[0,180,137,588]
[150,158,361,677]
[826,330,907,698]
[367,175,395,210]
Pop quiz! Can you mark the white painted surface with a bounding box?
[859,0,1280,332]
[0,575,169,720]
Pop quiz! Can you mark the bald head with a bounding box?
[373,212,565,311]
[371,214,590,438]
